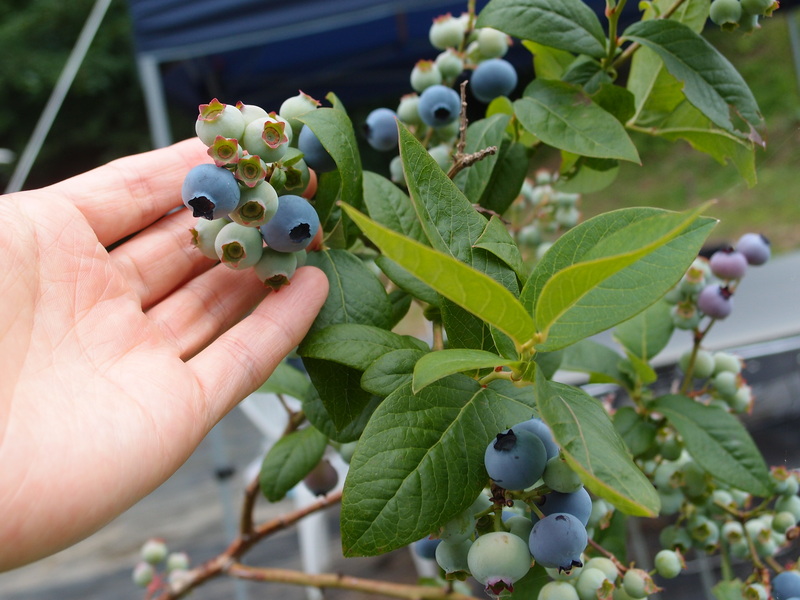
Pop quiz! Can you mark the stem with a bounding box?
[239,475,261,537]
[603,0,628,71]
[432,321,445,351]
[679,319,716,395]
[587,538,628,574]
[227,563,480,599]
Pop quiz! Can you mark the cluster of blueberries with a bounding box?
[664,232,771,328]
[360,12,519,179]
[182,97,328,290]
[131,538,190,591]
[414,417,683,599]
[709,0,778,32]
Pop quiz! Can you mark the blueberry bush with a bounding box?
[135,1,800,599]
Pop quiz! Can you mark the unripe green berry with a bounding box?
[775,494,800,521]
[679,349,716,379]
[654,549,683,579]
[435,538,472,578]
[140,538,168,564]
[439,509,476,543]
[476,27,509,59]
[576,567,610,600]
[543,455,583,493]
[744,582,768,600]
[214,222,264,270]
[229,181,279,227]
[583,557,618,582]
[713,371,739,400]
[623,568,655,599]
[713,351,742,375]
[435,49,465,80]
[279,92,320,139]
[132,561,155,587]
[191,217,230,260]
[428,13,466,50]
[538,580,580,600]
[710,0,743,30]
[410,60,443,92]
[166,552,190,572]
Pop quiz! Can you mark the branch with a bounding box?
[446,80,498,180]
[227,563,481,600]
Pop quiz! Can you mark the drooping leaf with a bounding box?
[477,0,607,58]
[413,349,517,393]
[303,358,376,432]
[516,80,640,163]
[259,426,328,502]
[536,375,660,516]
[473,215,528,281]
[341,376,537,556]
[652,395,773,496]
[342,205,535,350]
[623,20,763,135]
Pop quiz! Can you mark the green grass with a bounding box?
[578,12,800,254]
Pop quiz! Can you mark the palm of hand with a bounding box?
[0,140,328,568]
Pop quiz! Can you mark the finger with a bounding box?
[110,207,216,309]
[146,262,271,359]
[48,138,211,247]
[187,266,329,427]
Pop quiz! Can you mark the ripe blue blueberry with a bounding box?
[536,487,593,526]
[512,417,559,460]
[470,58,518,103]
[709,247,748,280]
[697,284,733,320]
[364,108,399,151]
[412,537,441,560]
[736,232,771,265]
[181,163,241,220]
[298,125,336,173]
[467,531,532,595]
[773,571,800,600]
[529,512,588,572]
[417,84,461,128]
[484,428,547,491]
[259,195,320,253]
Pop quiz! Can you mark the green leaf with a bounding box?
[297,107,363,209]
[454,114,510,204]
[341,376,537,556]
[303,358,377,432]
[515,80,640,163]
[362,171,425,243]
[712,579,745,600]
[375,256,441,307]
[592,84,637,125]
[651,395,773,496]
[342,205,535,350]
[650,101,757,187]
[523,41,576,80]
[361,349,427,397]
[306,249,394,333]
[523,206,716,351]
[536,375,660,516]
[259,426,328,502]
[413,349,517,393]
[473,215,528,281]
[387,289,412,329]
[477,0,607,58]
[561,56,611,94]
[303,384,380,443]
[559,339,631,386]
[622,20,763,135]
[299,323,428,371]
[613,406,658,458]
[555,156,620,194]
[257,360,313,401]
[613,298,675,362]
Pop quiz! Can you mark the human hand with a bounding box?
[0,139,329,570]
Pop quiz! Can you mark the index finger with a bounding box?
[47,138,211,247]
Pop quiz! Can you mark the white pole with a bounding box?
[4,0,113,194]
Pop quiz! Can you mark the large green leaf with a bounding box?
[303,384,380,444]
[259,426,328,502]
[532,205,713,350]
[375,256,441,307]
[342,205,535,350]
[536,375,660,516]
[623,20,762,135]
[299,323,428,371]
[477,0,607,58]
[515,80,640,163]
[652,395,773,496]
[520,207,716,351]
[362,170,425,243]
[341,376,537,556]
[306,249,394,333]
[413,349,517,392]
[476,139,530,215]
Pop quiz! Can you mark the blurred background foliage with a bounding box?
[0,0,797,251]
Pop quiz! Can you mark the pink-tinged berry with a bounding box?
[242,116,290,163]
[736,232,771,265]
[207,136,243,167]
[235,153,268,187]
[709,246,748,280]
[697,284,734,320]
[195,99,246,146]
